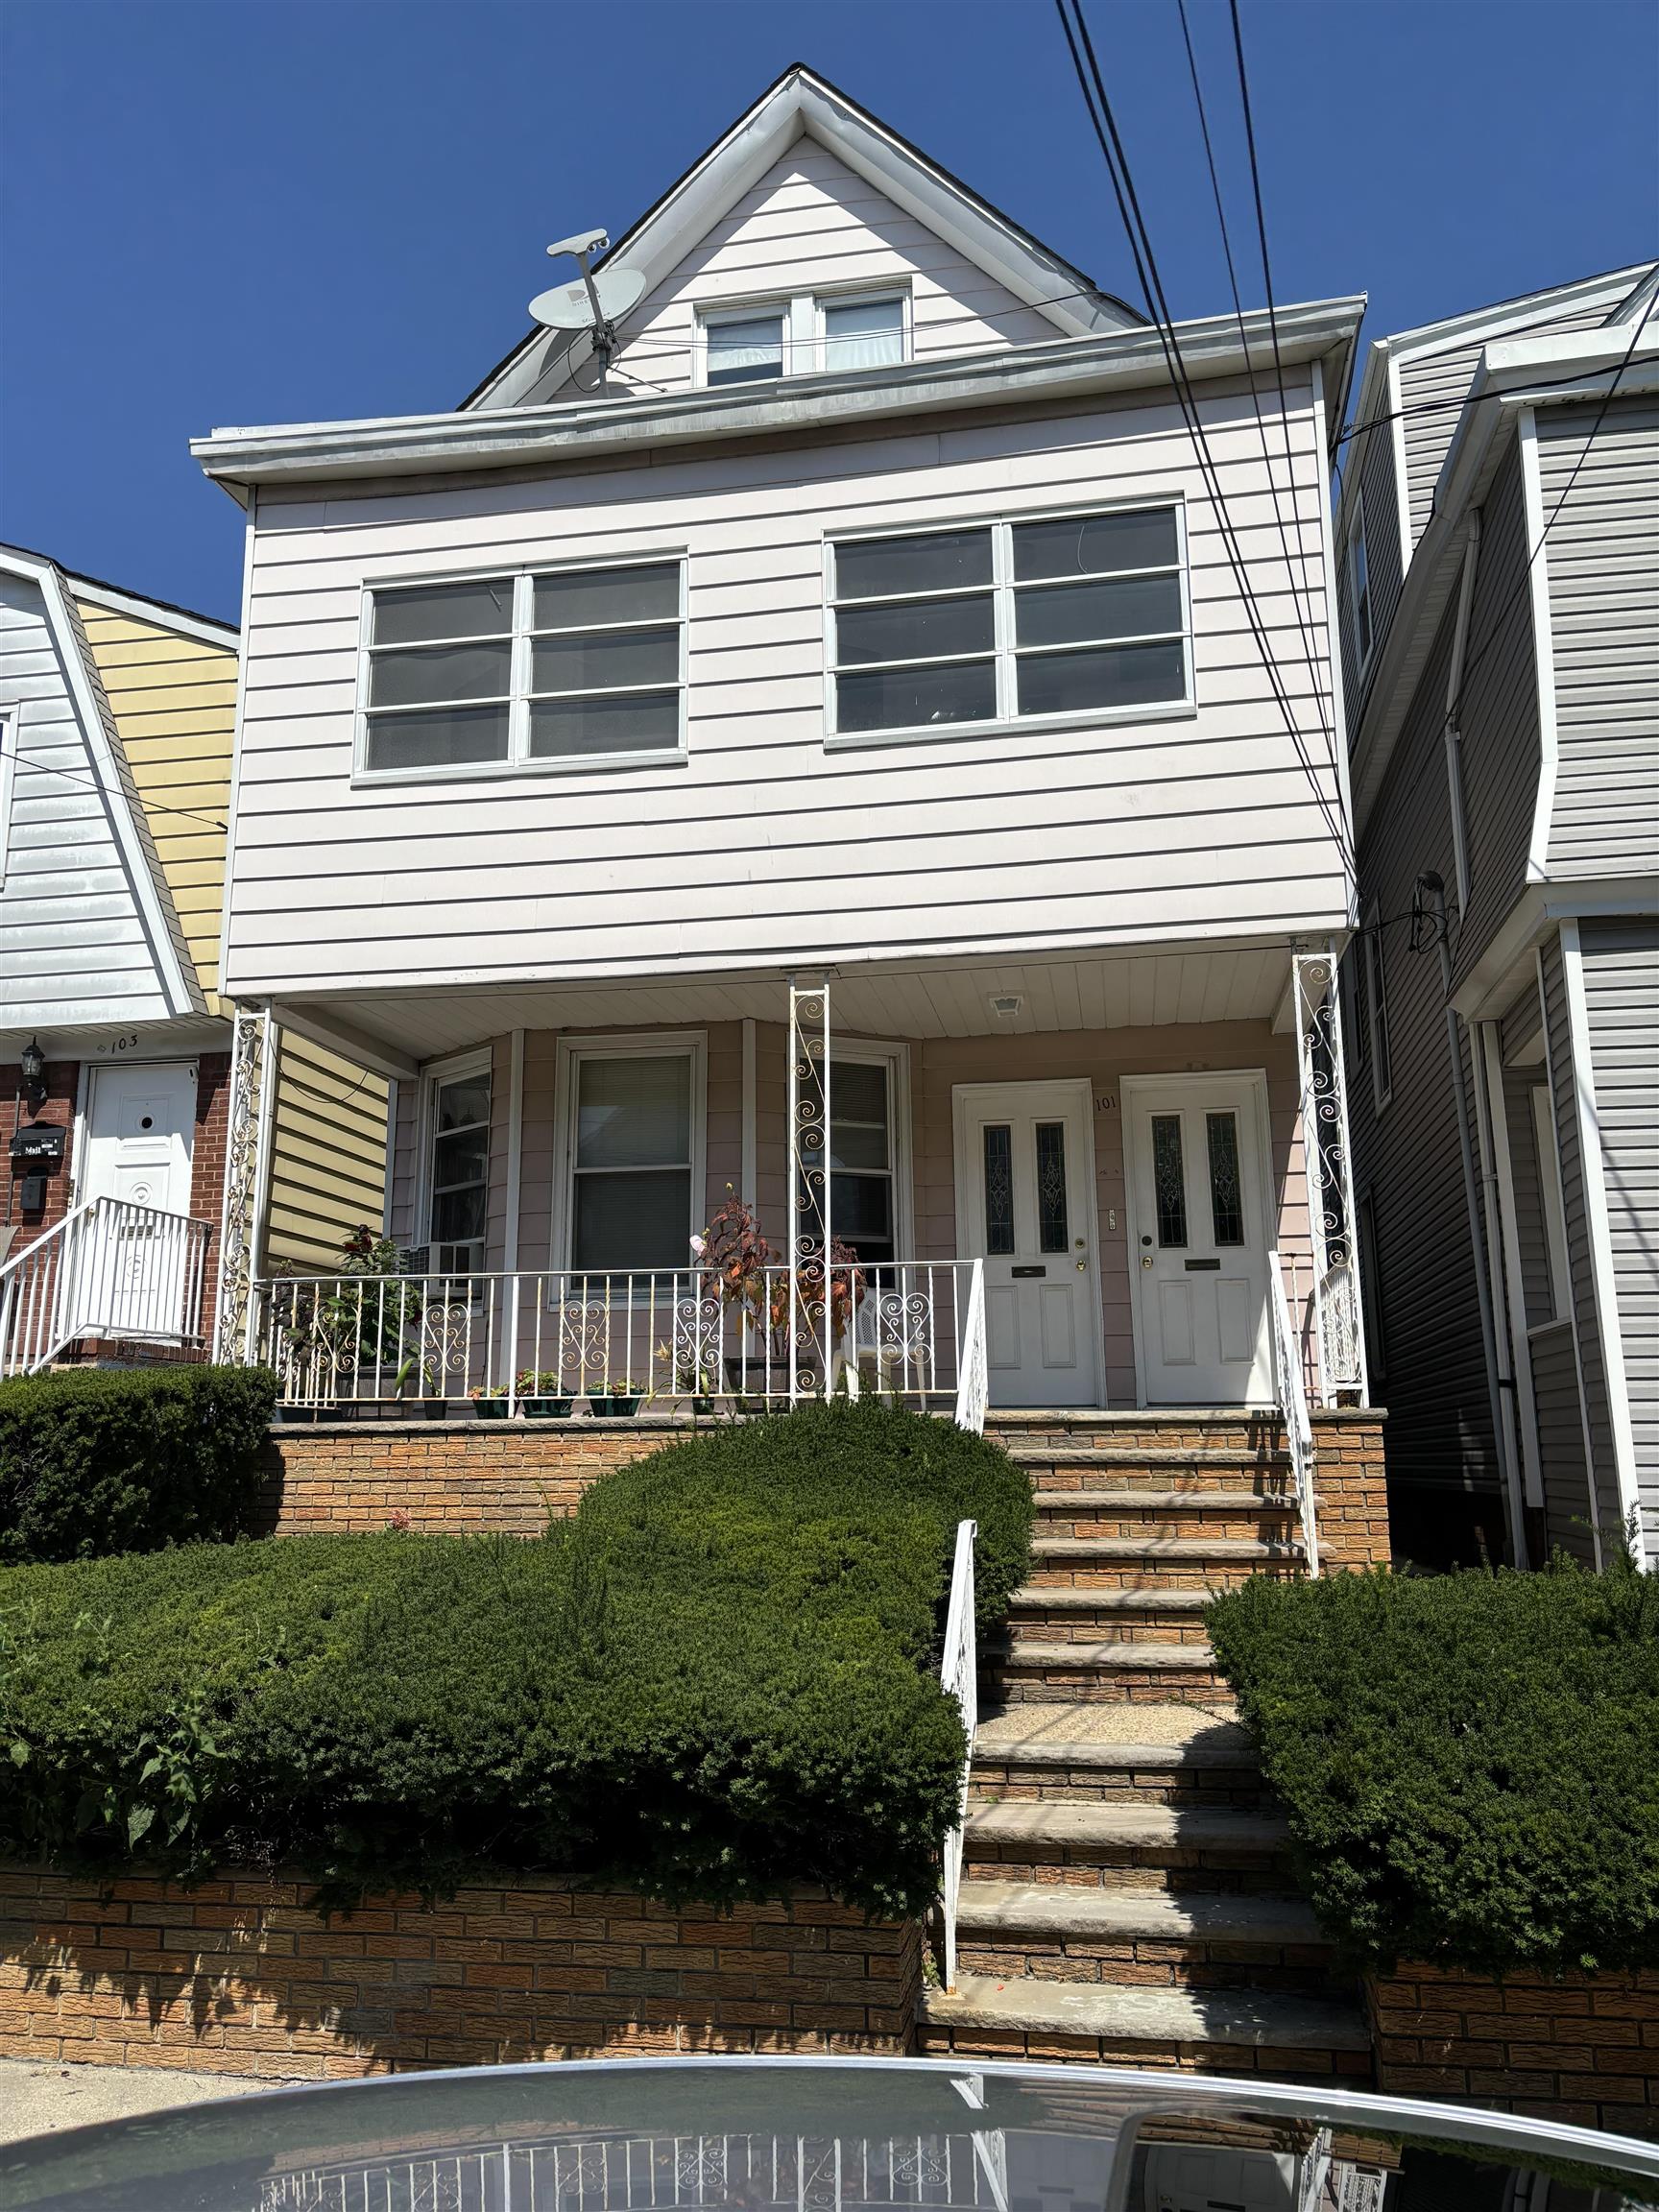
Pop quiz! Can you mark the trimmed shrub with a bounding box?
[1208,1560,1659,1975]
[0,1365,278,1565]
[0,1403,1028,1914]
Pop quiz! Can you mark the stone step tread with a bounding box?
[965,1801,1288,1851]
[1031,1536,1303,1561]
[954,1880,1326,1947]
[924,1973,1369,2052]
[1001,1641,1221,1671]
[1010,1586,1214,1612]
[1007,1446,1291,1469]
[1036,1489,1304,1511]
[973,1730,1257,1769]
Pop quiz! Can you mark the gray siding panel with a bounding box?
[1449,439,1543,986]
[1580,916,1659,1547]
[1502,1063,1552,1329]
[1537,397,1659,878]
[1528,1319,1595,1563]
[1538,930,1623,1551]
[1351,588,1501,1517]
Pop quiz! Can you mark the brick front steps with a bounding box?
[923,1407,1378,2081]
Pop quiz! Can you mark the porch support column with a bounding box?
[1292,946,1369,1406]
[212,1001,276,1364]
[786,975,831,1402]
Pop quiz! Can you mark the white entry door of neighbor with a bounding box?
[77,1062,198,1337]
[1124,1071,1274,1407]
[954,1080,1102,1408]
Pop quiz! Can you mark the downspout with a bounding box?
[1420,872,1521,1561]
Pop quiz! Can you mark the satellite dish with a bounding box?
[529,265,645,331]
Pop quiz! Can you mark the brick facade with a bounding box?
[1,1058,77,1243]
[1308,1410,1390,1571]
[186,1051,231,1333]
[1368,1961,1659,2139]
[0,1867,921,2080]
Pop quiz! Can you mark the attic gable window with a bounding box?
[704,311,785,386]
[827,504,1190,742]
[360,562,685,778]
[696,290,910,386]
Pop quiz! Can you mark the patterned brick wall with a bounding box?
[1310,1411,1390,1571]
[0,1867,921,2080]
[1369,1961,1658,2139]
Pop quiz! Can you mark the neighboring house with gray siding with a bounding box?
[1336,264,1658,1567]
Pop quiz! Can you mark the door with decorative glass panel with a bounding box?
[1123,1073,1274,1407]
[953,1081,1101,1407]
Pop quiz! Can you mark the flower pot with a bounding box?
[690,1397,715,1417]
[472,1399,512,1421]
[522,1397,574,1420]
[594,1396,642,1418]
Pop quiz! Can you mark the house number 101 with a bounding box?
[1094,1093,1118,1113]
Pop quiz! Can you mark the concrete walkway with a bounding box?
[0,2056,270,2146]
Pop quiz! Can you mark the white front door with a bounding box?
[1124,1072,1274,1406]
[78,1063,198,1337]
[954,1081,1101,1408]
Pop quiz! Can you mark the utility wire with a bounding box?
[12,747,228,834]
[1053,0,1354,878]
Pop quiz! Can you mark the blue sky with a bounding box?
[2,0,1654,623]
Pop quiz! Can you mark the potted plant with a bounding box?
[694,1190,867,1404]
[517,1369,574,1419]
[469,1383,512,1422]
[593,1378,646,1418]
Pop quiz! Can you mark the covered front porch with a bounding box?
[213,941,1368,1440]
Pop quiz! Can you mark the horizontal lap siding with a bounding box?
[604,142,1062,399]
[1351,593,1499,1502]
[264,1029,391,1270]
[1501,1064,1552,1328]
[1529,1321,1594,1563]
[1579,919,1659,1547]
[226,376,1345,997]
[76,602,237,1004]
[1539,932,1623,1553]
[1448,439,1541,985]
[1537,397,1659,877]
[0,574,174,1026]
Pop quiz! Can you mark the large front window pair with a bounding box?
[363,564,684,773]
[828,506,1189,738]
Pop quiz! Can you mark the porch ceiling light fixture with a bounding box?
[989,995,1022,1018]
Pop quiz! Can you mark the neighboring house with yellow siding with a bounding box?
[0,541,389,1370]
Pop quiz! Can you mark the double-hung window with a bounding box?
[424,1060,491,1273]
[360,562,685,775]
[698,289,909,386]
[830,1058,898,1267]
[821,295,905,372]
[827,505,1190,740]
[704,311,786,386]
[568,1049,696,1274]
[1348,494,1373,669]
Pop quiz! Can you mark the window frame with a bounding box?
[415,1046,493,1273]
[814,289,911,375]
[1362,896,1392,1114]
[353,556,689,785]
[828,1038,914,1267]
[821,496,1195,750]
[0,708,15,891]
[550,1031,708,1281]
[1348,493,1374,673]
[693,283,913,390]
[700,303,788,388]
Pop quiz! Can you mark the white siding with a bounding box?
[223,370,1347,998]
[1537,397,1659,877]
[0,570,179,1029]
[598,141,1061,397]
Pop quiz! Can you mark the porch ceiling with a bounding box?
[276,942,1310,1068]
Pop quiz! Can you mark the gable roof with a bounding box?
[0,541,204,1022]
[463,62,1143,411]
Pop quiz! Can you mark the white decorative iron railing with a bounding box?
[251,1260,986,1415]
[0,1196,214,1378]
[938,1516,978,1996]
[1267,1248,1319,1577]
[951,1260,987,1435]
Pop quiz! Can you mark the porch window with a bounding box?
[830,1058,896,1266]
[827,505,1190,740]
[425,1061,491,1273]
[569,1050,694,1273]
[360,562,685,777]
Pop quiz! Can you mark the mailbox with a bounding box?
[10,1123,65,1170]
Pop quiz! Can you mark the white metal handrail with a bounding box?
[938,1516,978,1996]
[952,1260,987,1435]
[252,1259,985,1414]
[1268,1248,1319,1576]
[0,1196,214,1378]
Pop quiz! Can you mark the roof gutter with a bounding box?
[193,298,1364,495]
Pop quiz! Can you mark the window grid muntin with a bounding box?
[359,562,687,775]
[425,1064,492,1272]
[827,504,1190,737]
[830,1056,897,1264]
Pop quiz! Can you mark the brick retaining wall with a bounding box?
[1368,1961,1659,2139]
[0,1867,921,2080]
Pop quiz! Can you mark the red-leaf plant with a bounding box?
[693,1187,865,1358]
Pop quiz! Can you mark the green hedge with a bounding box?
[0,1401,1029,1914]
[1207,1561,1659,1976]
[0,1365,278,1565]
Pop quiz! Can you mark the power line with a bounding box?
[12,748,228,834]
[1053,0,1355,880]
